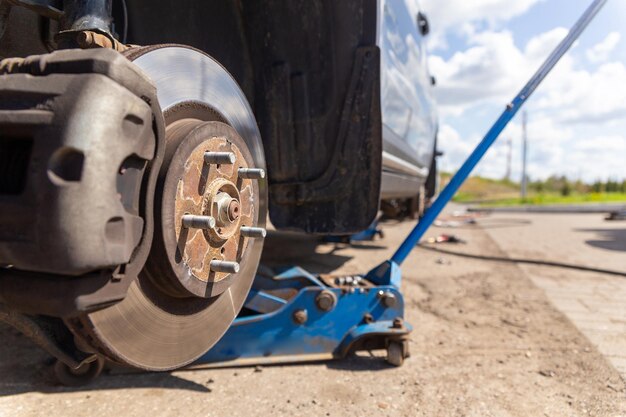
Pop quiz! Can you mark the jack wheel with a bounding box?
[53,357,105,386]
[386,340,408,367]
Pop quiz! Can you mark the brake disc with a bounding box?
[66,46,267,371]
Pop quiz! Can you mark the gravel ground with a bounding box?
[0,213,625,416]
[482,211,626,378]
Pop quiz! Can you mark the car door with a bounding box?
[379,0,437,183]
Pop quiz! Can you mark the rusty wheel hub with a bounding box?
[148,119,265,299]
[172,123,259,294]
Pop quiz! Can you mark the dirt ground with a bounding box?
[483,211,626,378]
[0,211,625,416]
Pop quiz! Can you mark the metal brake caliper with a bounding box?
[0,48,164,315]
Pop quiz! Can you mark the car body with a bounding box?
[379,0,438,202]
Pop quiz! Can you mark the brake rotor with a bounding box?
[65,46,267,370]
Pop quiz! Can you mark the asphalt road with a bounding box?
[0,209,625,416]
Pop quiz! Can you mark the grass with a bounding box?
[462,192,626,207]
[441,173,626,207]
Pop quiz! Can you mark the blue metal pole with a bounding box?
[390,0,608,266]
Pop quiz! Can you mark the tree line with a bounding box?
[529,176,626,196]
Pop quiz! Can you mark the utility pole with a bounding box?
[521,110,528,199]
[505,137,512,181]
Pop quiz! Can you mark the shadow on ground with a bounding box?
[0,324,395,396]
[0,324,210,396]
[577,228,626,252]
[261,230,382,274]
[187,353,395,375]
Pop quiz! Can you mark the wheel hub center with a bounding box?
[213,191,240,226]
[227,199,241,221]
[155,120,266,299]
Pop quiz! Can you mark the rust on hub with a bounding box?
[173,132,256,284]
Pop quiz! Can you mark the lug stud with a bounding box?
[240,226,267,238]
[238,168,265,179]
[182,214,216,229]
[204,151,235,165]
[209,260,240,274]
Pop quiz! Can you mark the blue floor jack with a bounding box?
[197,0,606,369]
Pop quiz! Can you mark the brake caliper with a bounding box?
[0,49,164,316]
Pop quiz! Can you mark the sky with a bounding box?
[420,0,626,183]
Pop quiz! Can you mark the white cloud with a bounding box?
[586,32,621,63]
[429,24,626,182]
[428,27,569,111]
[420,0,542,50]
[468,116,626,182]
[437,124,474,173]
[534,61,626,124]
[524,27,569,61]
[420,0,541,30]
[560,134,626,181]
